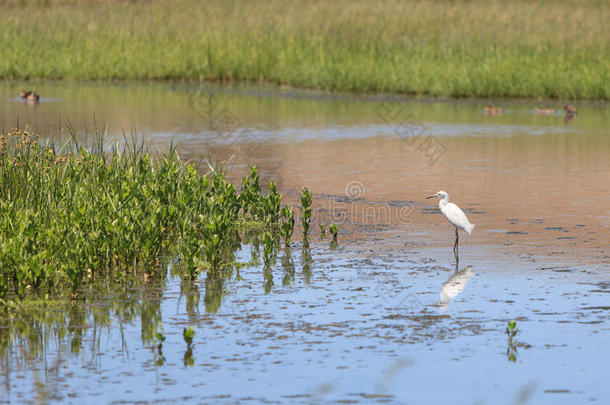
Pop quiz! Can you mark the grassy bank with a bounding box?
[1,0,608,100]
[0,126,297,300]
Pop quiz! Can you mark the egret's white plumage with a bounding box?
[437,192,474,234]
[426,191,474,253]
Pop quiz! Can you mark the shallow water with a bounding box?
[1,81,609,404]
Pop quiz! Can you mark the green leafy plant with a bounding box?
[300,187,312,239]
[262,232,275,267]
[280,206,295,246]
[506,320,518,339]
[239,165,262,219]
[329,224,338,243]
[265,182,282,226]
[183,326,195,345]
[319,224,326,239]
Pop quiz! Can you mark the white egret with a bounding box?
[426,191,474,254]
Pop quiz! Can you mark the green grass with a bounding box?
[0,125,293,300]
[0,0,608,99]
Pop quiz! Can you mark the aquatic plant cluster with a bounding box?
[0,127,303,299]
[1,0,608,99]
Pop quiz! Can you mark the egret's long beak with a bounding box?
[425,195,437,199]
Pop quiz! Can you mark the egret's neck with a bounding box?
[439,195,449,208]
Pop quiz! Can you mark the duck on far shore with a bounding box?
[26,92,40,103]
[535,107,558,115]
[564,105,577,115]
[484,105,503,116]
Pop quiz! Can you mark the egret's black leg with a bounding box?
[453,228,459,256]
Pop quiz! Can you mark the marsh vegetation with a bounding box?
[1,0,608,99]
[0,126,301,301]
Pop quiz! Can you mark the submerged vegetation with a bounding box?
[1,0,608,99]
[0,126,302,300]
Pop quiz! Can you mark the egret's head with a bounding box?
[426,190,448,200]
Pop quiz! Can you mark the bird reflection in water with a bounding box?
[438,265,474,310]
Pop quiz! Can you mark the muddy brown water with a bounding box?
[1,81,609,404]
